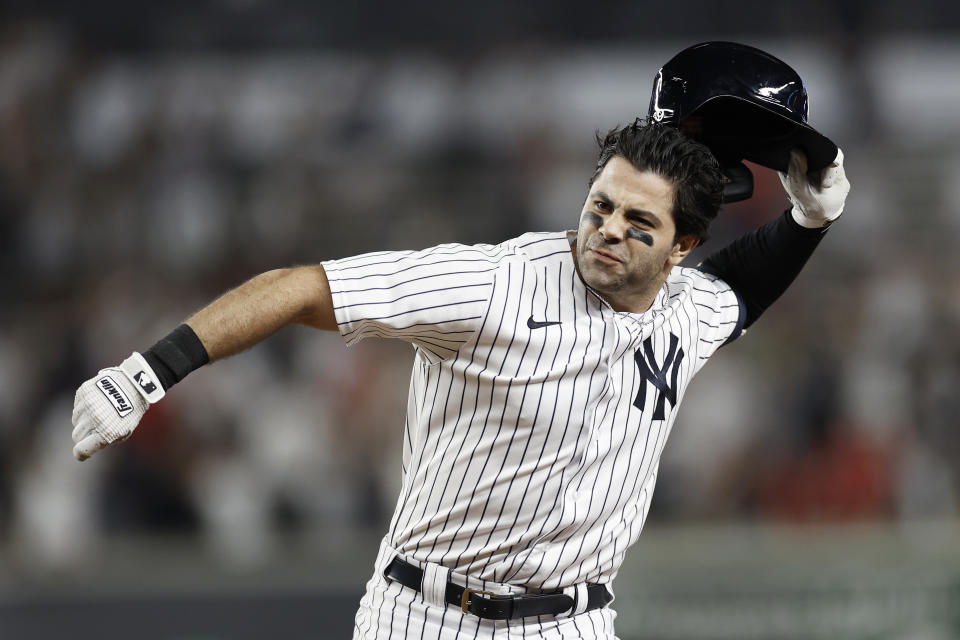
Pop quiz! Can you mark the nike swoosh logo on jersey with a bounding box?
[527,315,562,329]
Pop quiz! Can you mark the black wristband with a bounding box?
[141,324,210,391]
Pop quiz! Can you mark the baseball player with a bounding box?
[70,43,850,638]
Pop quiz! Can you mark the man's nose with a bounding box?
[599,213,627,242]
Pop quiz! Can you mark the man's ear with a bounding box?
[667,234,700,266]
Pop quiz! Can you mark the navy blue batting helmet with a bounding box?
[648,41,838,201]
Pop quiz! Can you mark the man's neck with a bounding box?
[601,275,667,314]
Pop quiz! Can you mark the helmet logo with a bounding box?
[757,83,792,98]
[648,71,674,122]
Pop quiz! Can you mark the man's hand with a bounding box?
[71,353,165,461]
[779,148,850,229]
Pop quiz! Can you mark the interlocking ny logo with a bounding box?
[633,333,684,420]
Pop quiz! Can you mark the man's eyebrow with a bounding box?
[593,192,613,206]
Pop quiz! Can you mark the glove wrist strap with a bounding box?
[119,352,166,404]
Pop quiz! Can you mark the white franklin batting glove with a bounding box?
[779,148,850,229]
[71,352,165,461]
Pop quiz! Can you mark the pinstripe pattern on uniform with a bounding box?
[324,231,742,638]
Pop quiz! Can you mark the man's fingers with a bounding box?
[777,168,790,192]
[72,414,93,441]
[820,148,847,190]
[821,166,839,189]
[831,147,845,168]
[789,149,808,178]
[791,148,807,172]
[786,150,812,195]
[73,433,106,461]
[72,388,86,429]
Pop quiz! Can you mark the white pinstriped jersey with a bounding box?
[323,230,743,591]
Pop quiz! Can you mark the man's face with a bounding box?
[575,156,697,311]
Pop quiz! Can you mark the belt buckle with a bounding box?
[461,587,498,614]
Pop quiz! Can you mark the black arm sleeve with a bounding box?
[698,209,829,329]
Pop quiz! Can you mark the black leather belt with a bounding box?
[383,556,612,620]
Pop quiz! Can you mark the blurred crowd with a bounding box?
[3,24,960,572]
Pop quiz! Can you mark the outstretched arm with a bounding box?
[698,148,850,330]
[71,265,337,461]
[187,265,336,362]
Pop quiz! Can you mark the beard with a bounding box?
[576,231,668,299]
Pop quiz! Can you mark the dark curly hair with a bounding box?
[590,119,722,243]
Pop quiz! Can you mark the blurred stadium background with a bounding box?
[3,1,960,638]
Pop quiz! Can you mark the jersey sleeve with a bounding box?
[321,242,508,363]
[689,268,747,361]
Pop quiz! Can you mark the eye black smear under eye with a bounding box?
[583,212,603,228]
[626,228,654,246]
